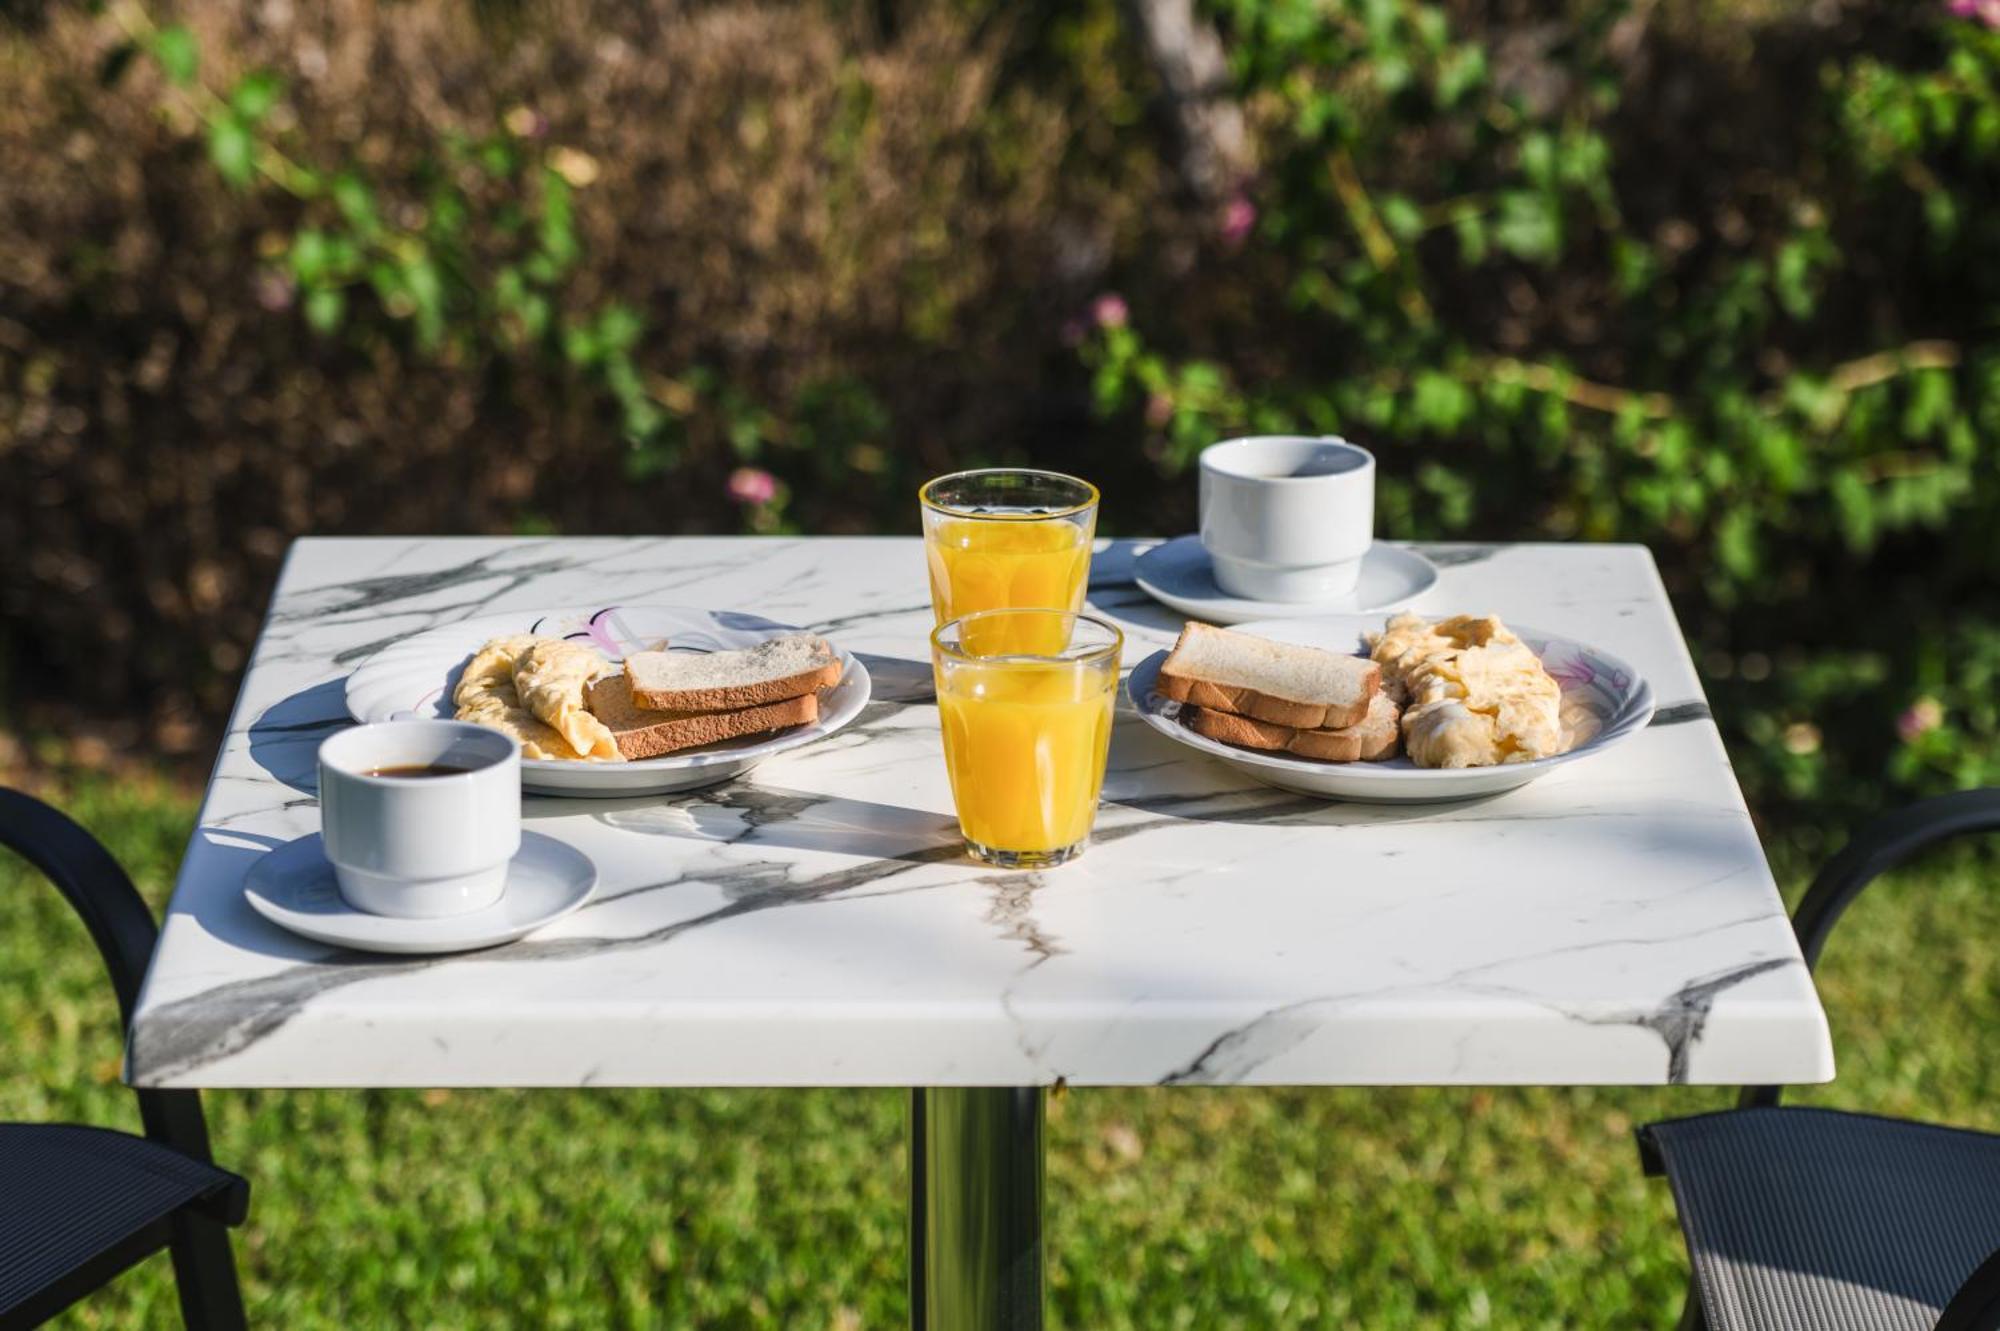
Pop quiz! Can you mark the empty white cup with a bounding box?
[1199,435,1376,602]
[318,721,521,918]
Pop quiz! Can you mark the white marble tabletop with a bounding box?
[125,537,1833,1089]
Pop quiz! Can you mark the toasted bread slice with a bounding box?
[1157,622,1380,729]
[1187,692,1401,763]
[622,634,841,712]
[586,674,819,760]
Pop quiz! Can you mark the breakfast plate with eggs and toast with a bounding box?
[1129,611,1655,802]
[345,605,871,796]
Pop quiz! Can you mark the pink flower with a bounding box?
[1091,292,1128,329]
[1144,391,1174,428]
[254,269,296,312]
[727,467,777,505]
[1896,697,1944,743]
[1948,0,2000,26]
[1220,192,1257,249]
[504,105,550,139]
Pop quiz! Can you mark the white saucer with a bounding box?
[1133,536,1438,625]
[244,832,598,955]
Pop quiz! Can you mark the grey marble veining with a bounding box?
[126,537,1833,1089]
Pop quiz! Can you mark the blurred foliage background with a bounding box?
[2,0,1996,851]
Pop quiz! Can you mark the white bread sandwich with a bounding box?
[1157,622,1380,730]
[585,674,820,761]
[622,634,841,712]
[1186,691,1401,763]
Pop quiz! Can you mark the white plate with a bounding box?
[1133,536,1439,624]
[1127,614,1656,803]
[244,832,597,955]
[345,605,872,796]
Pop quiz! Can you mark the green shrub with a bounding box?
[0,0,1160,734]
[1,0,1994,848]
[1078,0,2000,841]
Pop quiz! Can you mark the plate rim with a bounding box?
[1126,612,1656,783]
[1132,536,1440,621]
[342,604,873,773]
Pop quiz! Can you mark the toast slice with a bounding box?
[585,674,820,760]
[623,634,842,712]
[1187,691,1402,763]
[1157,622,1380,730]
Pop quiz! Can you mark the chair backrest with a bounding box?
[0,787,162,1031]
[0,786,220,1164]
[1741,787,2000,1110]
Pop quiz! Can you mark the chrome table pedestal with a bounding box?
[909,1088,1045,1330]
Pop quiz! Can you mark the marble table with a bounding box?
[126,536,1833,1330]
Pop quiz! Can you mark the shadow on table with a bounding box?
[245,678,355,797]
[1088,587,1187,645]
[1099,712,1504,829]
[1087,537,1160,589]
[169,828,350,963]
[547,784,972,868]
[1085,540,1184,643]
[1097,780,1490,833]
[848,651,932,706]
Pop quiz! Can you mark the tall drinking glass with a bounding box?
[932,610,1122,869]
[920,470,1098,655]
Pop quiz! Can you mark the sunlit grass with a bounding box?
[6,772,1994,1329]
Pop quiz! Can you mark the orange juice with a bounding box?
[925,518,1092,653]
[937,660,1115,858]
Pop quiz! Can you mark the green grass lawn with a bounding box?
[6,772,1996,1329]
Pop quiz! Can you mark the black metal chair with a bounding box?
[0,788,248,1330]
[1638,788,2000,1331]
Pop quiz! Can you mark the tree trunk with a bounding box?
[1126,0,1252,205]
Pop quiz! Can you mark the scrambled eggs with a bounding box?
[512,638,621,759]
[1367,613,1564,768]
[452,634,618,761]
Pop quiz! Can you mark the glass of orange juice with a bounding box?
[932,609,1122,869]
[920,470,1098,654]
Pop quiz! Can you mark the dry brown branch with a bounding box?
[1328,149,1432,323]
[1825,339,1960,395]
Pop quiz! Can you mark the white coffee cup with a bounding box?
[1199,435,1376,602]
[318,721,521,919]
